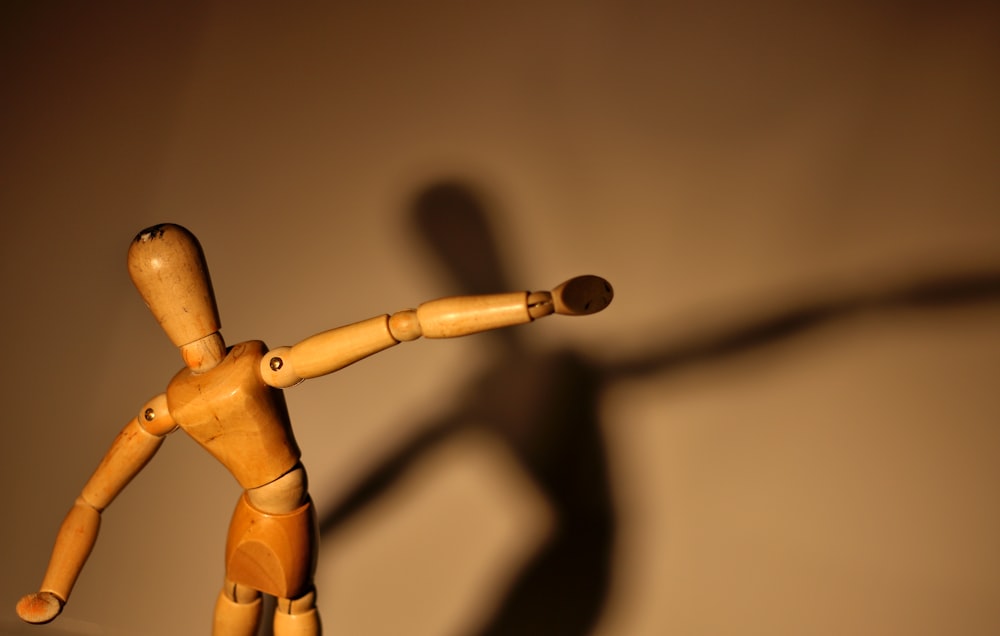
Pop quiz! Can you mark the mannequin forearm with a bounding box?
[38,498,100,602]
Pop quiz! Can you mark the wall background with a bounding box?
[2,3,999,635]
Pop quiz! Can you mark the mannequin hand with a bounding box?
[16,591,64,624]
[552,275,614,315]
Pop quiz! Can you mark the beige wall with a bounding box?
[2,3,999,635]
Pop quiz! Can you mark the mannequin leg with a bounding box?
[213,580,262,636]
[273,587,320,636]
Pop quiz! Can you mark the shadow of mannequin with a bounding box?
[318,181,617,636]
[314,180,1000,636]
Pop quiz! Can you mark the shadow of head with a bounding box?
[410,180,511,296]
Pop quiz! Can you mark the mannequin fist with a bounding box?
[16,591,64,624]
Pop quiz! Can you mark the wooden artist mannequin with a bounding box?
[15,223,613,635]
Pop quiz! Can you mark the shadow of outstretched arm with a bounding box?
[606,268,1000,382]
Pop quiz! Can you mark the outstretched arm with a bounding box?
[261,275,613,388]
[16,394,175,624]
